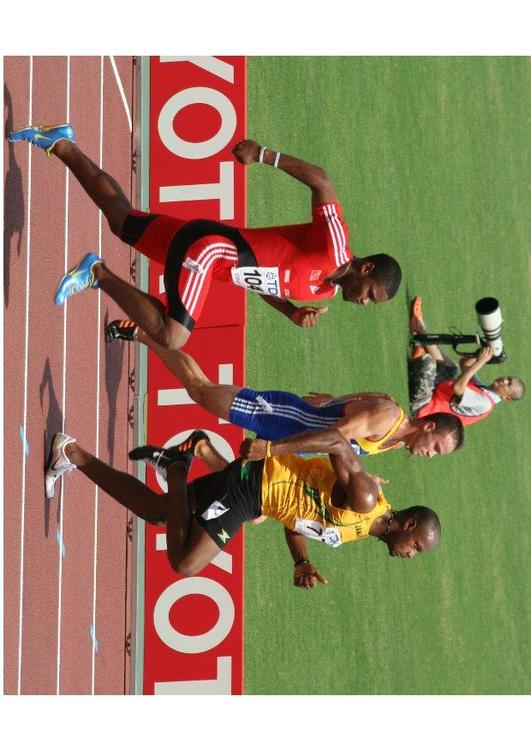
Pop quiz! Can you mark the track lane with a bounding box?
[4,55,135,695]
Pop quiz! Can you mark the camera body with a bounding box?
[475,297,507,364]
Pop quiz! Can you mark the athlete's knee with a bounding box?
[169,555,202,577]
[106,201,132,239]
[159,329,187,351]
[155,320,190,351]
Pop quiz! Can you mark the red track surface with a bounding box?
[4,56,136,694]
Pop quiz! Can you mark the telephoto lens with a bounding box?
[475,297,507,363]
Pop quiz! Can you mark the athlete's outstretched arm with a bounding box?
[302,391,393,407]
[233,139,339,208]
[283,527,327,589]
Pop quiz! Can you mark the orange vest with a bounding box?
[417,380,496,426]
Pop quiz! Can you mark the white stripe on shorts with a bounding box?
[181,242,238,317]
[231,396,340,429]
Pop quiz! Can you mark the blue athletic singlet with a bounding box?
[229,388,370,455]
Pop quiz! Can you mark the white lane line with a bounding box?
[109,55,132,133]
[56,54,71,696]
[91,54,104,695]
[17,55,33,696]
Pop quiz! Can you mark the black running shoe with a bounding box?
[129,430,209,479]
[105,319,138,343]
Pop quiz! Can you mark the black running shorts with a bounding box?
[190,459,264,549]
[121,211,257,332]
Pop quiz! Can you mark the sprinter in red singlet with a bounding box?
[8,125,402,350]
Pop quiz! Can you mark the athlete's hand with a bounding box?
[232,139,260,165]
[294,562,328,589]
[302,392,334,407]
[290,306,328,328]
[239,437,267,461]
[369,474,389,488]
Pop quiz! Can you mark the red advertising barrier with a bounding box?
[143,56,246,694]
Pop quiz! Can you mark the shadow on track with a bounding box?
[40,358,64,537]
[4,84,25,309]
[104,310,125,467]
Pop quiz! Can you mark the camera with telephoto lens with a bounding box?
[475,297,507,364]
[411,296,508,364]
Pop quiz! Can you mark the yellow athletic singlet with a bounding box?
[260,455,391,547]
[355,405,405,455]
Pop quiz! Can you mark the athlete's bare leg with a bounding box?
[94,265,190,349]
[65,441,168,524]
[195,438,229,473]
[53,140,132,235]
[52,140,189,350]
[137,328,238,418]
[165,462,220,575]
[65,440,219,574]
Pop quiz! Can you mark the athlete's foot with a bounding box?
[8,123,75,156]
[45,432,77,499]
[54,252,103,305]
[105,319,138,343]
[175,430,210,457]
[129,430,210,479]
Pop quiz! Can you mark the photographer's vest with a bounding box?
[417,380,496,426]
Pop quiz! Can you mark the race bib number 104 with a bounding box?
[231,266,281,297]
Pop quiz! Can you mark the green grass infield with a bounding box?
[244,56,530,694]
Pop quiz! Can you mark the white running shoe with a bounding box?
[45,432,77,499]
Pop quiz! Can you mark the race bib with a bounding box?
[231,266,281,297]
[294,518,343,547]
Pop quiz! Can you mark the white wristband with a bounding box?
[273,151,281,168]
[259,145,267,164]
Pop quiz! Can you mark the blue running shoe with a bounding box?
[54,252,102,305]
[8,123,75,156]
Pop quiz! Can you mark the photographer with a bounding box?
[408,297,525,425]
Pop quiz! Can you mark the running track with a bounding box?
[4,56,136,694]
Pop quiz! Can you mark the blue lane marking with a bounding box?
[19,426,30,455]
[89,625,99,652]
[55,531,66,558]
